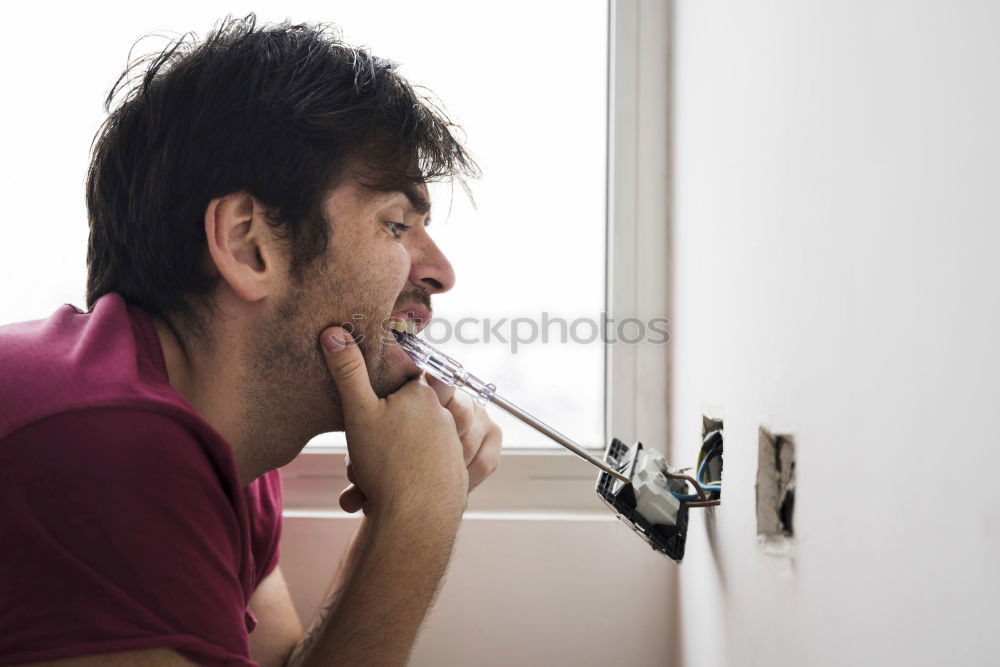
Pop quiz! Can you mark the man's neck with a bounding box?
[152,316,259,486]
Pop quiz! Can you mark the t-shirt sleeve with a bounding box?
[0,408,257,666]
[245,469,283,588]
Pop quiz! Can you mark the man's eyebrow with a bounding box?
[399,185,431,218]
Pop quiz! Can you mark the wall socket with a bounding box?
[756,426,796,540]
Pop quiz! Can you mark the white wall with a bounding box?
[281,512,676,666]
[670,1,1000,666]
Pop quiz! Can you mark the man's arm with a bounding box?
[249,566,304,667]
[249,518,365,667]
[272,327,469,667]
[252,327,502,667]
[285,508,460,667]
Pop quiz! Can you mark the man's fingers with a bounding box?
[341,462,366,513]
[424,377,493,468]
[459,403,490,465]
[468,424,502,492]
[320,326,378,415]
[425,373,456,408]
[427,374,475,438]
[339,484,367,513]
[424,374,501,482]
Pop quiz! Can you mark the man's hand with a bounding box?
[321,326,468,521]
[338,365,503,514]
[426,374,503,490]
[279,326,474,667]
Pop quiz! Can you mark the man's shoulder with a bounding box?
[0,410,257,667]
[0,295,184,438]
[1,406,227,484]
[0,406,251,574]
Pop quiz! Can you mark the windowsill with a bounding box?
[280,447,610,513]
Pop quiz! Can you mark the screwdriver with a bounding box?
[389,324,629,484]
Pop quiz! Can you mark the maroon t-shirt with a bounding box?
[0,294,283,666]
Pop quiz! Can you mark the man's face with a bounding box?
[245,171,454,435]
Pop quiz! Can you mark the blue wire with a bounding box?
[671,487,720,500]
[697,454,712,486]
[665,452,722,500]
[682,454,721,498]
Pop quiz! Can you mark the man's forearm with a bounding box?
[286,508,462,667]
[331,517,372,609]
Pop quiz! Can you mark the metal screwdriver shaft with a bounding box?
[489,394,629,483]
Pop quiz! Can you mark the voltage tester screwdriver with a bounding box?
[389,323,629,484]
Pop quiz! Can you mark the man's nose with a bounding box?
[409,233,456,294]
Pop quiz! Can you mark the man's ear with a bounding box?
[204,192,283,303]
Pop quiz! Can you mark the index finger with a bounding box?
[425,373,457,408]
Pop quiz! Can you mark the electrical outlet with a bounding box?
[756,427,795,541]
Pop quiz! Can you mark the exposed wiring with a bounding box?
[666,432,723,506]
[696,439,722,489]
[694,430,721,482]
[662,470,708,501]
[670,486,719,500]
[669,479,719,500]
[697,455,712,486]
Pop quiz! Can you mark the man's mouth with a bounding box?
[388,306,432,335]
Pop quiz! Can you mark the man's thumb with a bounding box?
[321,326,377,413]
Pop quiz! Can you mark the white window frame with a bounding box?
[280,0,670,513]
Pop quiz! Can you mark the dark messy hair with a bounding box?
[86,14,478,338]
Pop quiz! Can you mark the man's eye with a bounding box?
[384,221,410,239]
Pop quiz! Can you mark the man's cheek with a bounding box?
[385,249,412,301]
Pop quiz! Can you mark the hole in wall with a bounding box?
[756,426,796,541]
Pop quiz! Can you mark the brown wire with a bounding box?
[685,500,721,508]
[662,471,709,501]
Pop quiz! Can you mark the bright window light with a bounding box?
[0,0,609,449]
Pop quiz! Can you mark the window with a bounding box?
[278,0,670,512]
[306,0,610,451]
[0,1,669,512]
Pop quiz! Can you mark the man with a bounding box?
[0,15,501,667]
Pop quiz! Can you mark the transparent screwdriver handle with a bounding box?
[391,329,497,405]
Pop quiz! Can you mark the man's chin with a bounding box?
[375,344,422,396]
[372,369,419,398]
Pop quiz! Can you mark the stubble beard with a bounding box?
[237,275,396,471]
